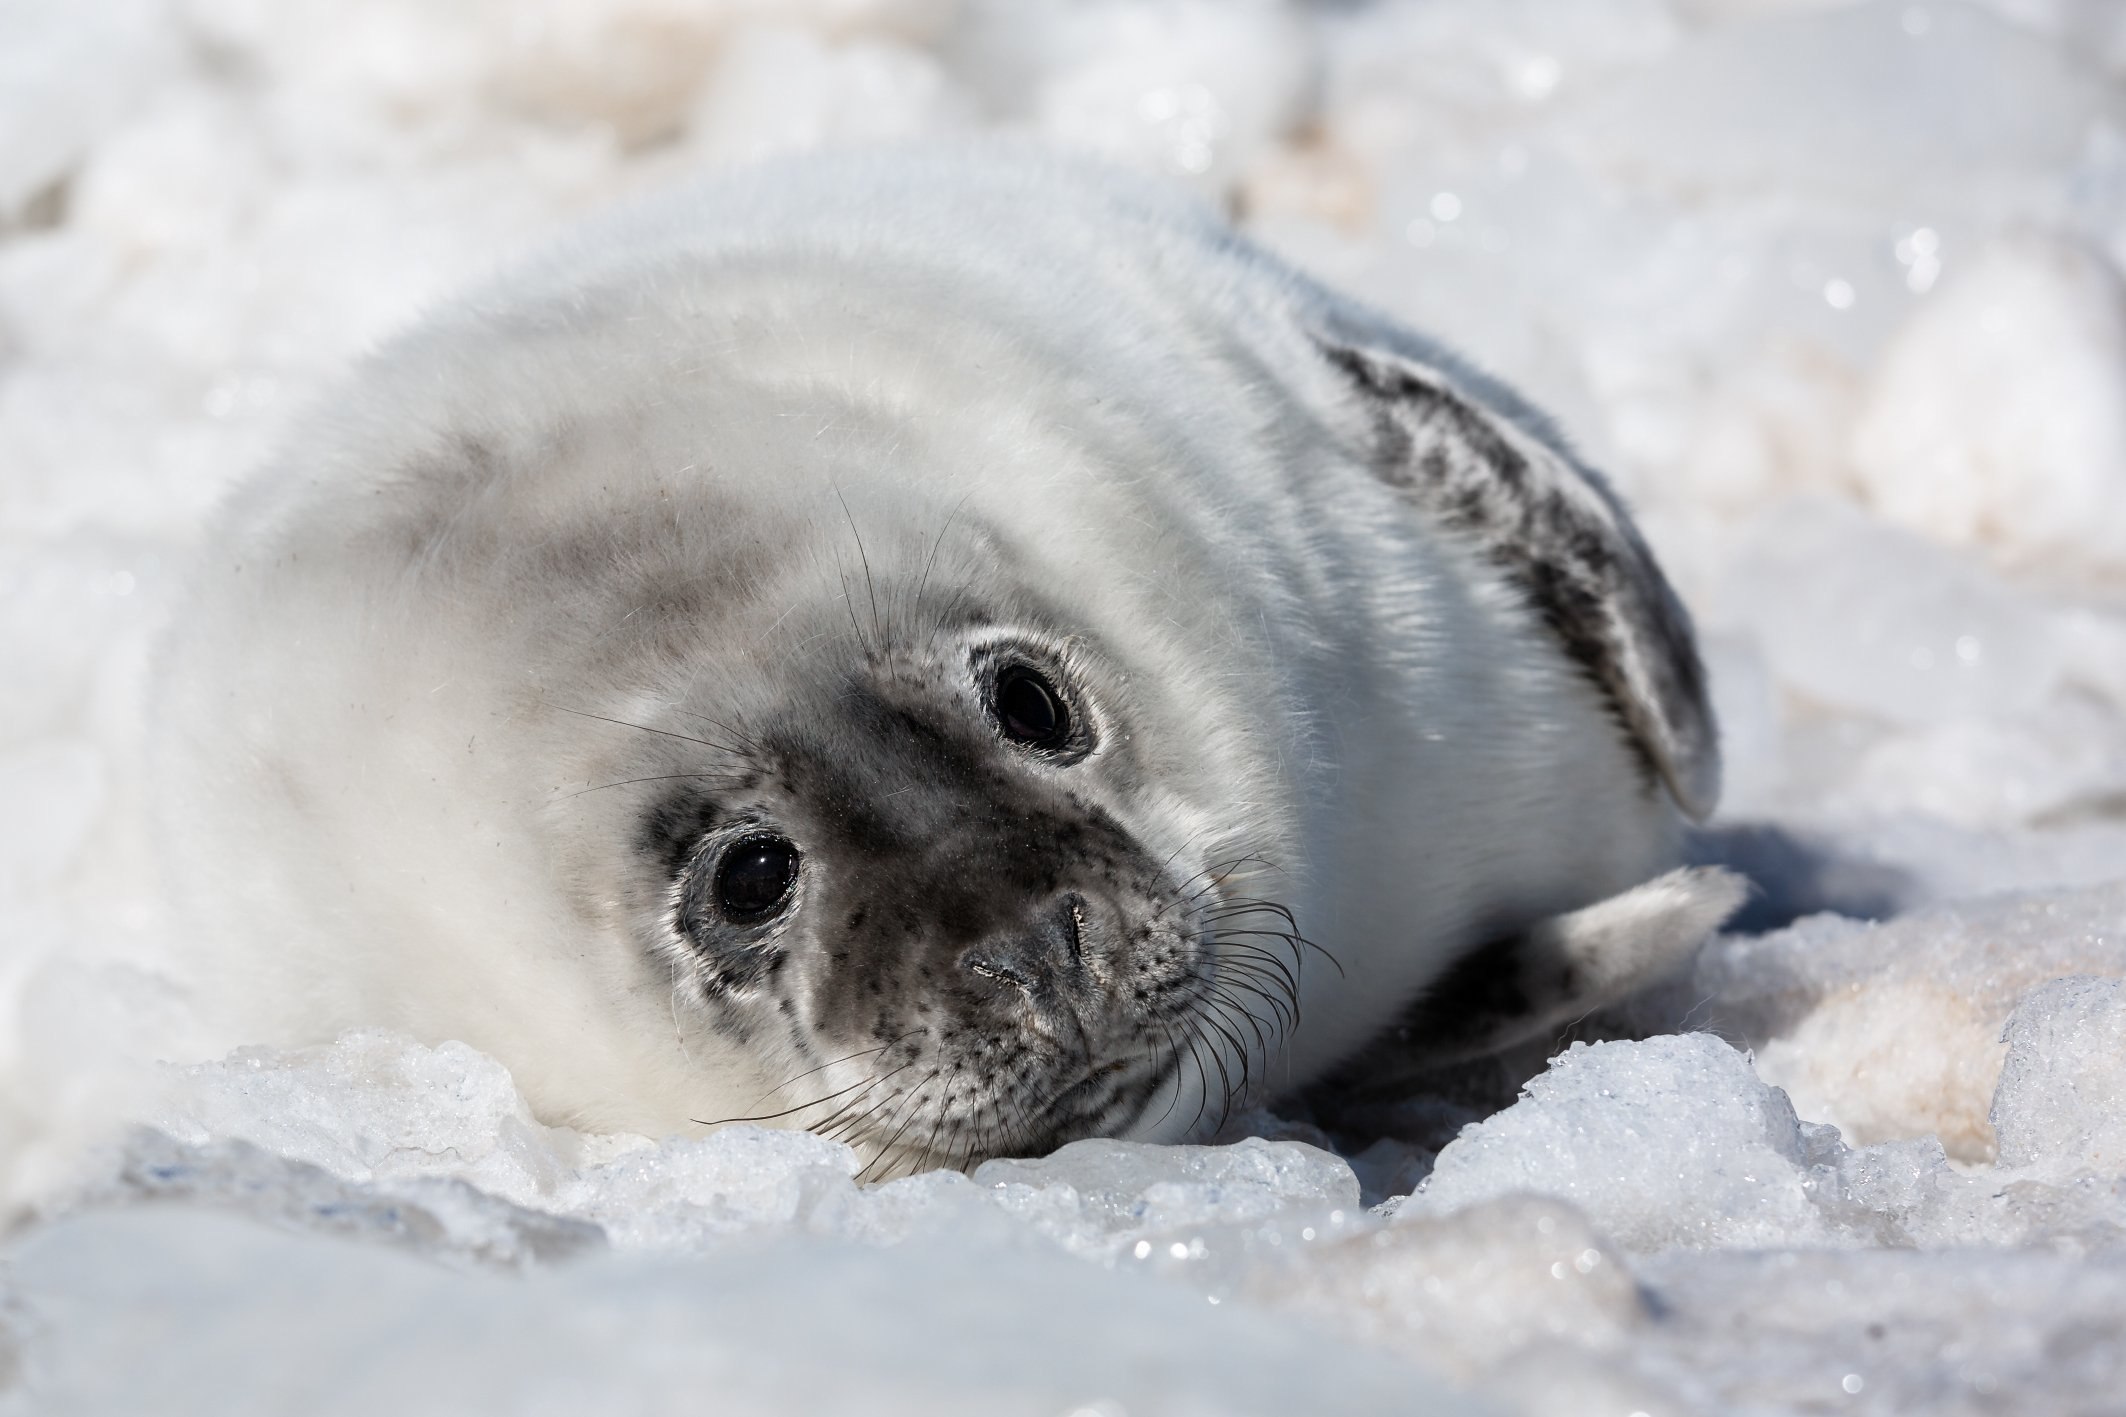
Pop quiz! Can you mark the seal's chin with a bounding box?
[1011,1049,1183,1156]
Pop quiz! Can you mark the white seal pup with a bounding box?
[152,148,1741,1173]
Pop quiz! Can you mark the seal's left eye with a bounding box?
[992,665,1070,752]
[716,834,800,922]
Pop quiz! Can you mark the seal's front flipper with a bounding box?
[1387,866,1748,1073]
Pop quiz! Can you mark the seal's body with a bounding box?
[154,150,1736,1170]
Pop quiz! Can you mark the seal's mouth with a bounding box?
[837,1045,1183,1180]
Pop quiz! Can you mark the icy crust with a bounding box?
[137,1030,1370,1269]
[17,925,2123,1416]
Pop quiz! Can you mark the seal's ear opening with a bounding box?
[1312,327,1722,823]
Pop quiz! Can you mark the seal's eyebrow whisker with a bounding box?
[669,706,764,753]
[542,702,749,757]
[831,483,886,657]
[560,771,753,800]
[914,492,976,653]
[828,543,871,661]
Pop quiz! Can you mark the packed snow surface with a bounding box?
[4,0,2126,1412]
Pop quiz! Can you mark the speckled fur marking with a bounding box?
[1317,338,1719,821]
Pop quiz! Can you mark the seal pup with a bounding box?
[152,147,1741,1175]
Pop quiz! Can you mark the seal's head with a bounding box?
[620,628,1218,1172]
[539,482,1305,1177]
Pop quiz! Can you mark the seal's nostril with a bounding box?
[1060,893,1086,966]
[961,894,1090,999]
[965,954,1031,992]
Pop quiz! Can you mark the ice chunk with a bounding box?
[151,1036,1393,1267]
[1851,232,2126,577]
[974,1136,1365,1277]
[1990,976,2126,1174]
[553,1127,862,1252]
[978,1138,1357,1238]
[1409,1034,1831,1250]
[96,1128,604,1270]
[152,1032,885,1251]
[155,1031,580,1203]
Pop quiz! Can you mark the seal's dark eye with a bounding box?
[992,664,1070,751]
[715,834,800,922]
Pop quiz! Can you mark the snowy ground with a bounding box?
[4,0,2125,1412]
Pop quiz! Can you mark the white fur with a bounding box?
[152,147,1710,1139]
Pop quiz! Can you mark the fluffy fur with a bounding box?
[152,147,1733,1170]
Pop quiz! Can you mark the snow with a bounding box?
[1851,231,2126,578]
[1409,1033,1835,1250]
[2,0,2124,1413]
[1992,975,2126,1174]
[3,1207,1475,1417]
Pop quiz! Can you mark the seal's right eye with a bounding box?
[991,664,1071,752]
[715,834,800,922]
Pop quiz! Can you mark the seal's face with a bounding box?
[599,588,1285,1177]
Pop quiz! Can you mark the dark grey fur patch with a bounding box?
[635,790,724,880]
[1317,337,1720,821]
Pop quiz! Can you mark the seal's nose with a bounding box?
[959,892,1088,1003]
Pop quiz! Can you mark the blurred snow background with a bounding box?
[3,0,2125,1412]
